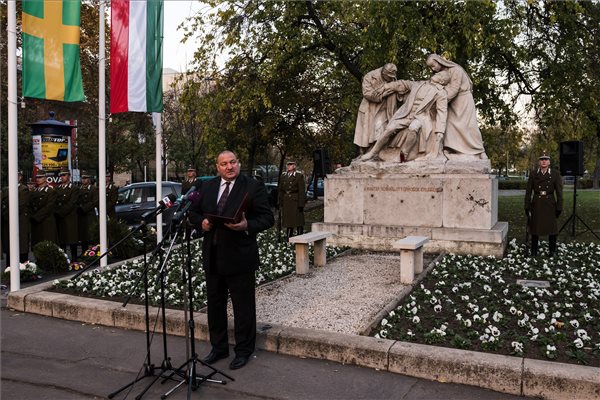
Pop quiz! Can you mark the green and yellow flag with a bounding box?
[22,0,84,102]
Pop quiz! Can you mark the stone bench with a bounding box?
[288,231,333,274]
[396,236,429,284]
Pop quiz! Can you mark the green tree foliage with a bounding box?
[502,1,600,183]
[181,0,521,168]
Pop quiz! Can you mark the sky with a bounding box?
[163,1,204,72]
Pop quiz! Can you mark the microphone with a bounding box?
[141,193,177,221]
[173,191,201,222]
[178,185,197,202]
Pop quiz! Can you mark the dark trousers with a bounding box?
[531,234,557,256]
[205,265,256,357]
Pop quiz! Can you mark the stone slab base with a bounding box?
[312,221,508,257]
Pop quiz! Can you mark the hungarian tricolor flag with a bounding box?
[110,0,164,114]
[22,0,85,102]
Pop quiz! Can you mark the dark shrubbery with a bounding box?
[89,218,154,261]
[32,241,70,274]
[497,180,527,190]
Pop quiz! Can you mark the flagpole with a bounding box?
[155,112,163,243]
[7,0,20,290]
[98,1,108,267]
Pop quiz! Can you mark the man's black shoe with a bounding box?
[229,355,249,370]
[203,350,229,364]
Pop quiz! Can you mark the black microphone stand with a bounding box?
[107,223,155,398]
[161,212,233,399]
[124,223,188,400]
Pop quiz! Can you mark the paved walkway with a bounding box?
[1,309,527,400]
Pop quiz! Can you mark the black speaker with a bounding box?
[559,141,584,176]
[313,148,331,177]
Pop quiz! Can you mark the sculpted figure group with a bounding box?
[354,54,487,162]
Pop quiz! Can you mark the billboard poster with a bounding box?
[42,135,70,172]
[32,134,42,175]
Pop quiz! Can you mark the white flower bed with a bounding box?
[53,230,344,310]
[375,239,600,366]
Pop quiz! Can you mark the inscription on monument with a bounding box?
[365,186,443,193]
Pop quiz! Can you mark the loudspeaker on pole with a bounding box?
[313,148,331,177]
[559,141,584,176]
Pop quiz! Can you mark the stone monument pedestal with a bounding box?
[312,159,508,257]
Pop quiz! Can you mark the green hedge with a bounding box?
[497,178,595,190]
[498,180,527,190]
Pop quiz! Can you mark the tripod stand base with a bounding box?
[161,354,235,399]
[107,363,155,399]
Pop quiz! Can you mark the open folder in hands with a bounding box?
[205,193,249,224]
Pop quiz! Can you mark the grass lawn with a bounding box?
[500,189,600,245]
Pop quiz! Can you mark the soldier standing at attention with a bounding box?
[105,171,118,220]
[278,161,306,238]
[182,165,198,195]
[1,171,31,262]
[524,152,564,257]
[77,171,98,256]
[30,170,58,246]
[55,168,80,260]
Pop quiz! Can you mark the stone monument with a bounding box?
[312,55,507,256]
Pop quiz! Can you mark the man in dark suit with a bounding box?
[191,150,274,370]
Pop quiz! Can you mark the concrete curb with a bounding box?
[7,285,599,400]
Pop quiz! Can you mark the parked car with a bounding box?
[264,182,278,207]
[116,181,182,230]
[306,177,325,197]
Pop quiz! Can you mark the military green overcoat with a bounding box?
[524,168,563,236]
[278,172,306,228]
[30,185,58,245]
[78,184,98,243]
[55,182,80,245]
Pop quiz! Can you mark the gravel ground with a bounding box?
[236,251,435,335]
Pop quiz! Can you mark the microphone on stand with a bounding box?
[173,191,201,222]
[141,193,177,221]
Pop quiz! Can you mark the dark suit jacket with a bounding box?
[191,174,274,276]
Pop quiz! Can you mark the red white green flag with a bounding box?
[22,0,84,102]
[110,0,163,113]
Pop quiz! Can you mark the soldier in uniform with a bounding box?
[30,170,58,246]
[524,152,564,257]
[1,171,31,262]
[55,168,79,259]
[77,171,98,255]
[182,165,198,195]
[278,161,306,238]
[105,171,118,220]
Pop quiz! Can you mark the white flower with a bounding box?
[412,316,420,324]
[492,311,503,322]
[463,319,472,327]
[381,318,388,327]
[576,329,591,341]
[455,313,463,321]
[537,313,546,320]
[434,304,442,313]
[546,345,556,352]
[509,306,517,315]
[570,319,580,328]
[583,312,593,322]
[511,341,524,353]
[573,338,584,349]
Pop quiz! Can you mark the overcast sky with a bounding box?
[163,1,203,72]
